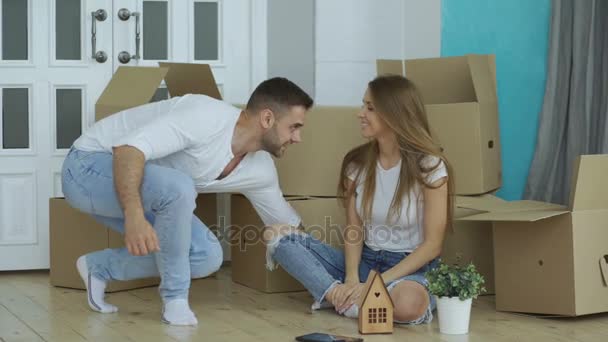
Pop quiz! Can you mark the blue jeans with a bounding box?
[61,148,223,301]
[271,233,439,324]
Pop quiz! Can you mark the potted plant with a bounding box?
[425,261,486,334]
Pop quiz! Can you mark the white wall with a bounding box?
[268,0,315,96]
[314,0,441,105]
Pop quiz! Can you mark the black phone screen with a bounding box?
[295,332,364,342]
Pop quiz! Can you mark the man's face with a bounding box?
[261,105,307,158]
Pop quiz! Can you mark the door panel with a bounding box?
[0,0,252,269]
[114,0,251,102]
[0,0,113,270]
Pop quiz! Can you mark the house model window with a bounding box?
[368,307,388,324]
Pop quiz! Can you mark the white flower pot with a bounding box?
[435,296,472,335]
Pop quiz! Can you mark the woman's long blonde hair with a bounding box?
[338,75,454,229]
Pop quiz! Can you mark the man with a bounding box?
[61,78,313,325]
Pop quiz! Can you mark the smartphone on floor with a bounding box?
[295,332,364,342]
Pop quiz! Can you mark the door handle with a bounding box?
[117,8,141,64]
[90,9,108,63]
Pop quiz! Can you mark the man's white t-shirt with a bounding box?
[73,94,301,227]
[348,156,447,253]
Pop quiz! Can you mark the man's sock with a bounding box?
[161,299,198,326]
[76,255,118,313]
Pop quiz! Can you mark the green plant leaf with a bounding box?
[425,260,486,299]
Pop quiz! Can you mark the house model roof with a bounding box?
[359,269,395,308]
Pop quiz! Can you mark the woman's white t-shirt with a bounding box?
[348,156,447,253]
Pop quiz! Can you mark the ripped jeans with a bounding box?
[269,232,439,324]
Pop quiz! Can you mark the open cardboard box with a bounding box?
[377,55,501,196]
[440,195,507,295]
[96,62,221,121]
[275,106,368,197]
[457,155,608,316]
[51,63,223,292]
[230,195,345,293]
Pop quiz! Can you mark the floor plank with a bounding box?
[1,268,607,342]
[0,302,44,342]
[2,273,134,342]
[9,274,179,342]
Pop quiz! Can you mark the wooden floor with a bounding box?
[1,267,607,342]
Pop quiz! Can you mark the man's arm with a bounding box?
[109,97,214,255]
[113,145,160,256]
[113,145,145,217]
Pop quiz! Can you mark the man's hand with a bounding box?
[112,146,159,256]
[124,214,160,256]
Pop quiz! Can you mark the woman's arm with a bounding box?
[343,178,364,284]
[381,177,448,283]
[331,178,367,312]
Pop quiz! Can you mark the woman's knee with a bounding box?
[391,281,430,322]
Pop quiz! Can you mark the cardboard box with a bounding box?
[377,55,501,195]
[442,220,494,295]
[51,62,224,291]
[95,62,221,120]
[275,106,368,197]
[457,155,608,316]
[440,195,509,295]
[230,195,345,293]
[50,194,218,292]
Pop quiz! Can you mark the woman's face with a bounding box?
[358,88,391,139]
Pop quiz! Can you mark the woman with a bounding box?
[265,75,453,324]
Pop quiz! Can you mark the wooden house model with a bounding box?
[358,270,394,334]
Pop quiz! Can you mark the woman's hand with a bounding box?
[329,282,367,313]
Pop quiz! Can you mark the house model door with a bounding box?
[0,0,253,270]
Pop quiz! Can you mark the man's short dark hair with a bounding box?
[246,77,314,117]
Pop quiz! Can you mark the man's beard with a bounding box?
[261,125,286,158]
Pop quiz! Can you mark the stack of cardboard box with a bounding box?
[378,55,608,317]
[231,55,504,295]
[50,63,224,292]
[51,58,608,316]
[377,55,502,294]
[230,106,367,293]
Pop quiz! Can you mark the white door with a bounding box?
[112,0,252,102]
[0,0,254,270]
